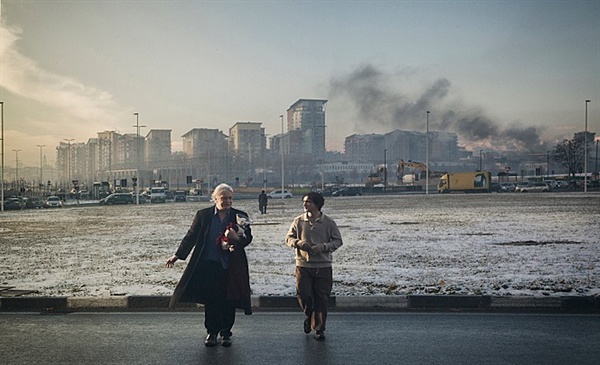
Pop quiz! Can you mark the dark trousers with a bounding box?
[296,266,333,333]
[195,261,236,336]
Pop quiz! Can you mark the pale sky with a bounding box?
[1,0,599,167]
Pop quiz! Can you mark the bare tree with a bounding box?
[551,132,592,178]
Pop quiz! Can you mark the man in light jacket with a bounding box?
[285,191,343,341]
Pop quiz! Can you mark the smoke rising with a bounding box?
[329,64,546,152]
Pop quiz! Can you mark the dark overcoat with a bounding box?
[169,206,253,314]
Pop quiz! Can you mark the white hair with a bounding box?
[211,183,234,201]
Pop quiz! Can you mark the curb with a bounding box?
[1,295,598,313]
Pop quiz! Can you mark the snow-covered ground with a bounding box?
[1,193,598,298]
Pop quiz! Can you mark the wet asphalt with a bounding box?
[1,311,599,365]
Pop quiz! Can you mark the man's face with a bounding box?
[215,190,233,211]
[302,196,318,215]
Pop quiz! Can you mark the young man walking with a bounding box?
[285,192,343,340]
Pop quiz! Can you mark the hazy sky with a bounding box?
[1,0,599,166]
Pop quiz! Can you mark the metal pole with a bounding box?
[426,111,430,195]
[0,101,4,211]
[133,113,145,204]
[479,149,483,171]
[37,145,45,193]
[13,149,21,194]
[384,149,387,193]
[280,114,284,200]
[584,100,590,192]
[547,151,550,178]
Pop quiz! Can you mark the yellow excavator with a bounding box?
[397,159,445,183]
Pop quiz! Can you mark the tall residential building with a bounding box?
[286,99,327,162]
[182,128,228,180]
[145,129,171,165]
[229,122,266,174]
[345,129,460,167]
[344,134,386,163]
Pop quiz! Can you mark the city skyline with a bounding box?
[1,1,599,167]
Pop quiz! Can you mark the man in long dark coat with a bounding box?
[166,183,252,347]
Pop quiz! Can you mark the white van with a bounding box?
[149,187,166,203]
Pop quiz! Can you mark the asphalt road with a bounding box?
[1,311,598,365]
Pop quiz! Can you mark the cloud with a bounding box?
[0,23,133,164]
[0,24,126,134]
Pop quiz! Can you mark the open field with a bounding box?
[0,192,598,298]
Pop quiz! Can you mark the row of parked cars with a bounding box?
[3,195,63,210]
[494,180,570,193]
[99,190,204,205]
[266,186,364,199]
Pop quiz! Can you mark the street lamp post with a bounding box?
[13,149,21,194]
[280,114,284,200]
[584,100,590,193]
[133,113,146,204]
[426,111,430,195]
[479,149,483,171]
[36,145,45,193]
[384,149,387,193]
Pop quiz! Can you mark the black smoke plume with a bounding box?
[329,64,546,152]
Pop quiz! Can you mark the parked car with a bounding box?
[174,191,187,202]
[332,187,363,196]
[131,194,147,204]
[4,197,25,210]
[99,193,133,205]
[491,182,502,193]
[44,196,63,208]
[317,187,336,196]
[500,182,516,192]
[519,182,551,193]
[587,180,600,188]
[555,180,569,189]
[25,196,45,209]
[267,189,293,199]
[514,182,530,192]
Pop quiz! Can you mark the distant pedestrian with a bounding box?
[165,183,253,348]
[258,190,268,214]
[285,192,343,341]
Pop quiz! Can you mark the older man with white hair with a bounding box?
[166,183,253,348]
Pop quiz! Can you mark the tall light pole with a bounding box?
[584,100,590,193]
[426,111,430,195]
[13,149,21,194]
[479,149,483,171]
[0,101,4,211]
[383,149,387,193]
[36,145,45,192]
[280,114,285,199]
[133,113,146,204]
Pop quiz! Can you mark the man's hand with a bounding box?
[296,240,311,251]
[165,255,178,268]
[224,227,241,242]
[309,243,326,255]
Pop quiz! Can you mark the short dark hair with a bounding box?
[303,192,324,210]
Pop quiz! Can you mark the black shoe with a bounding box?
[204,333,218,347]
[314,332,326,341]
[303,318,311,334]
[221,335,232,347]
